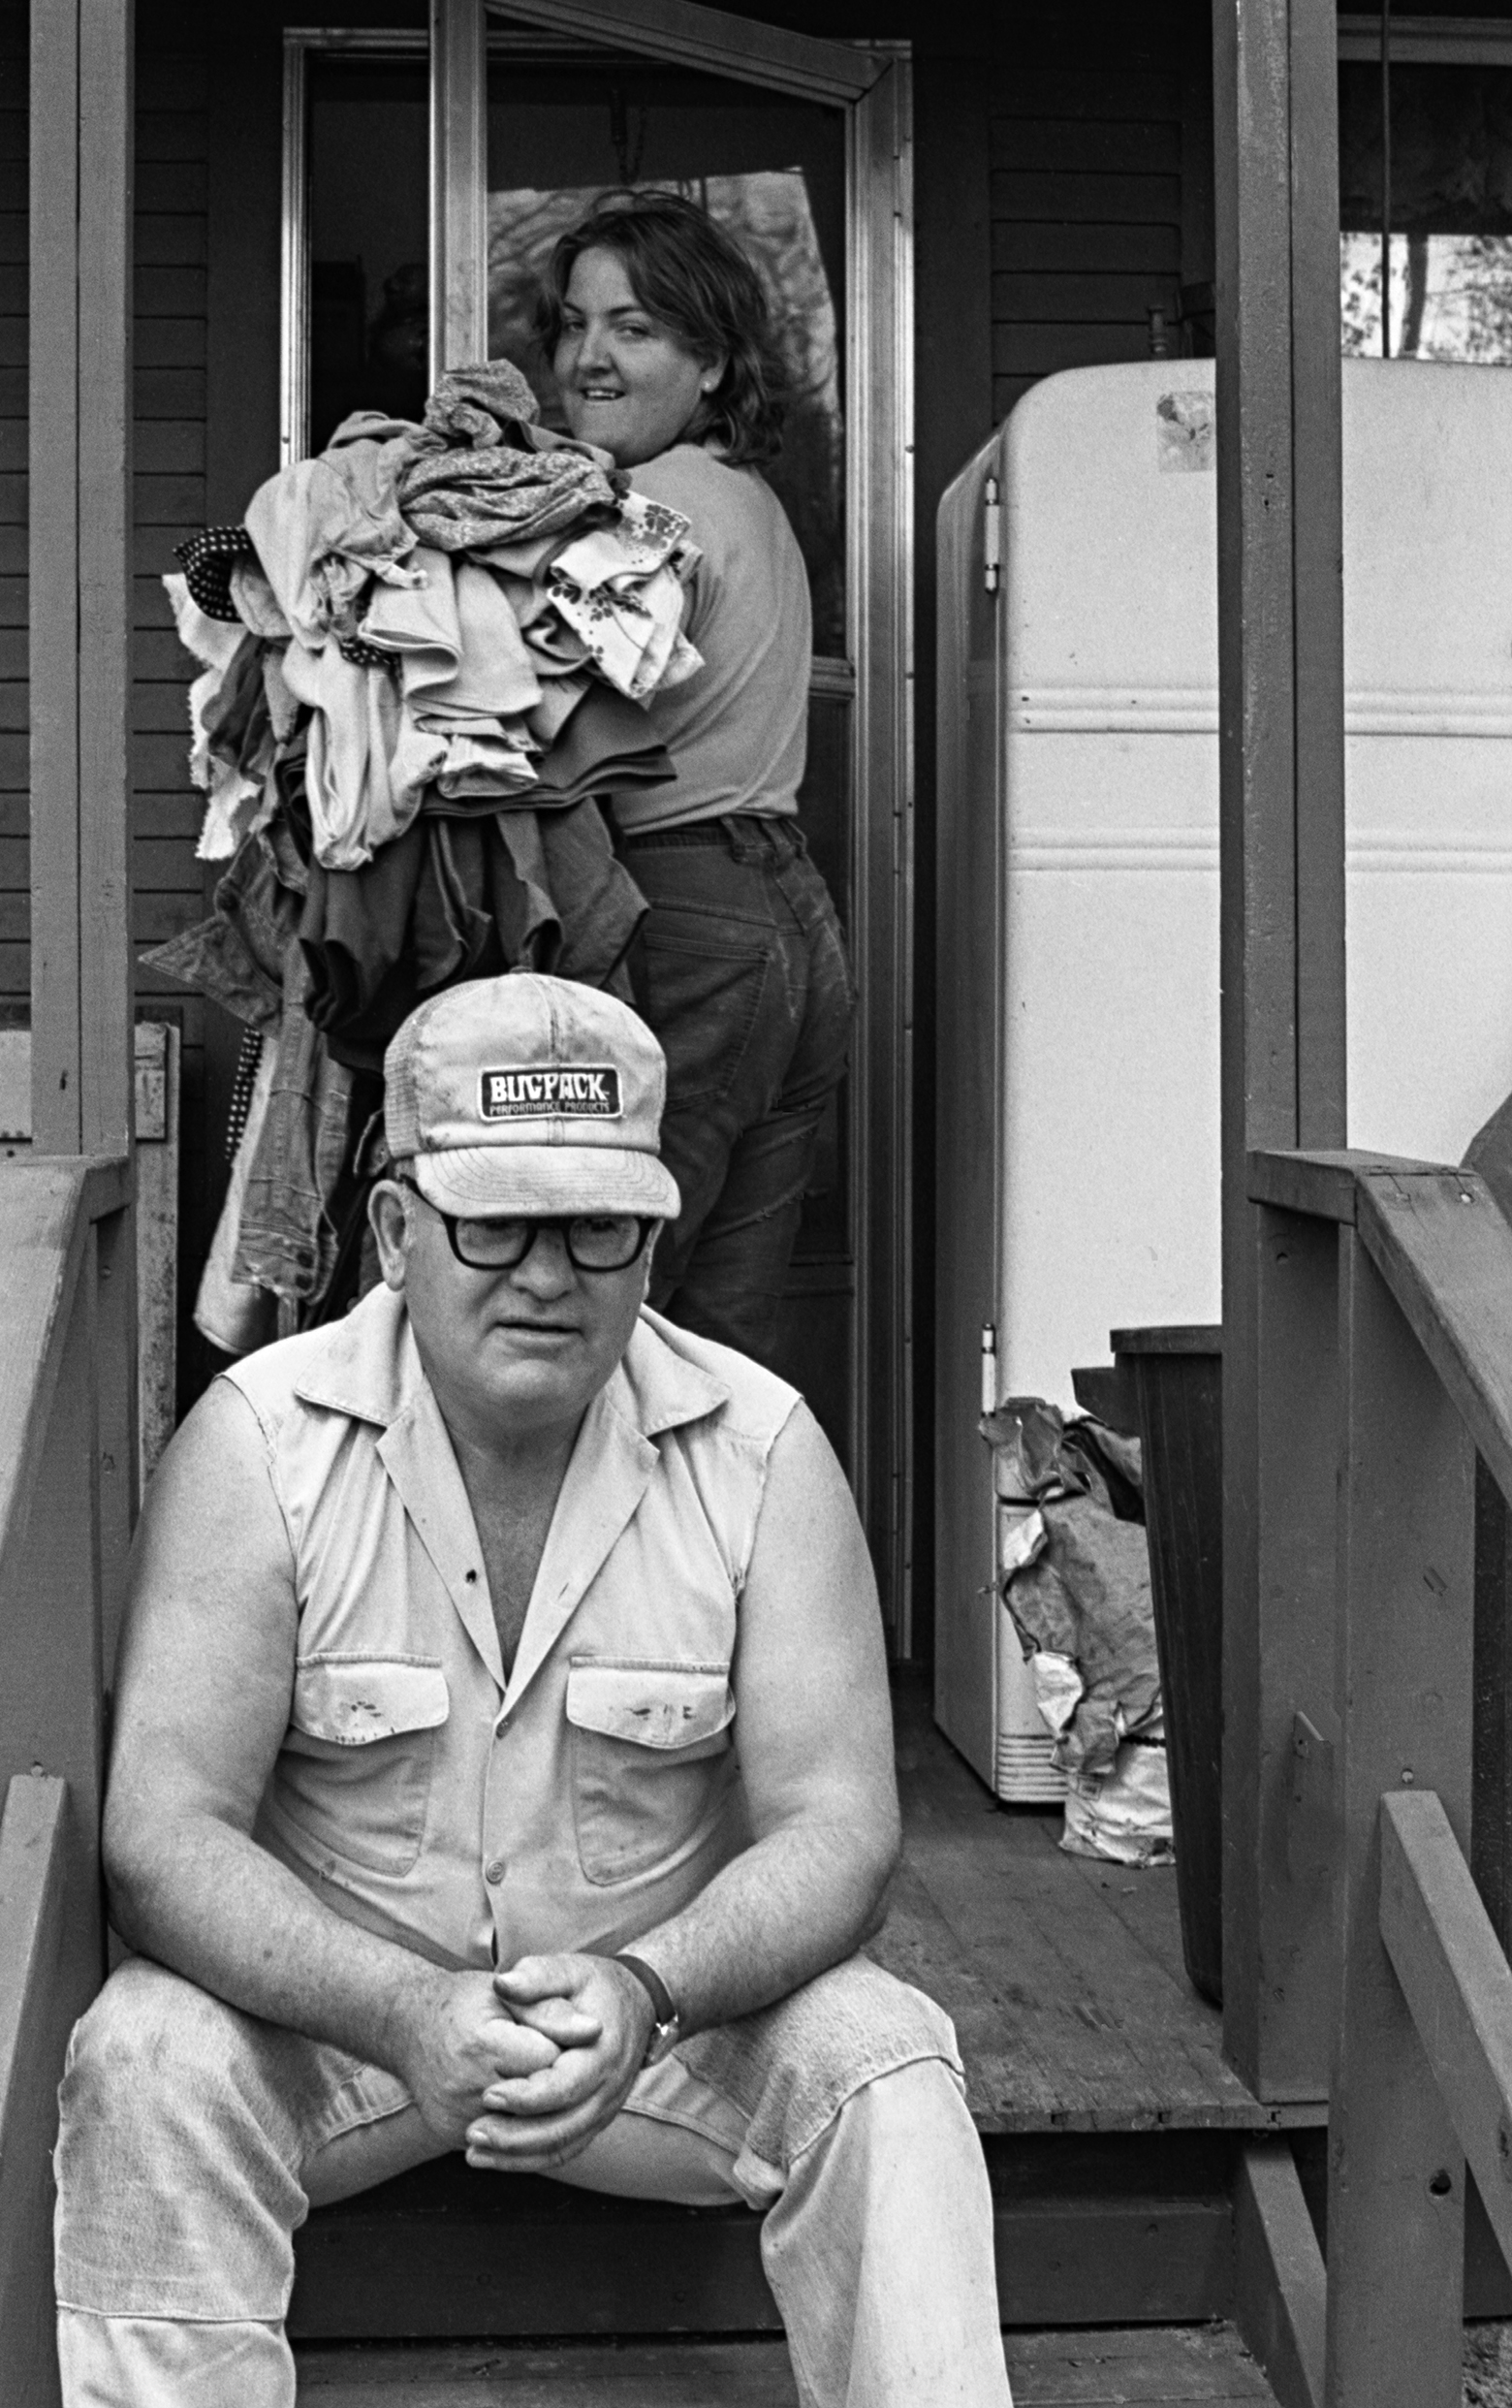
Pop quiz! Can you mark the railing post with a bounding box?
[1324,1228,1475,2407]
[0,1159,125,2408]
[1224,1199,1339,2093]
[1214,0,1347,2099]
[29,0,136,1160]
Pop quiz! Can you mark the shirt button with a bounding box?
[485,1858,506,1886]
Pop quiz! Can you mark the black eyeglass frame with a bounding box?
[394,1176,656,1274]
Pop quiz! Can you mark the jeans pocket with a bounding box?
[640,918,773,1109]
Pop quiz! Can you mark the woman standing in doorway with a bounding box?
[536,190,854,1369]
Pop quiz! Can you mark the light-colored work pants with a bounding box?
[54,1953,1012,2408]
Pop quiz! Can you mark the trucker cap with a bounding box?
[383,972,682,1221]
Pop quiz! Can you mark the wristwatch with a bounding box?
[614,1952,682,2066]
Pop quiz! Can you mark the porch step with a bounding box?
[288,2132,1244,2340]
[294,2325,1278,2403]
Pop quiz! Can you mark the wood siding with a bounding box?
[989,7,1209,423]
[6,0,213,1398]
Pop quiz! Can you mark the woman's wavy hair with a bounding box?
[534,190,787,469]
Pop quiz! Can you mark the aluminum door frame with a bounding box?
[282,4,915,1637]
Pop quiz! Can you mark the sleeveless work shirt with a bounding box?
[221,1285,801,1971]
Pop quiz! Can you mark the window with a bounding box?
[1339,18,1512,362]
[283,36,429,463]
[485,46,847,654]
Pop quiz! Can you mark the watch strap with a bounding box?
[614,1952,677,2030]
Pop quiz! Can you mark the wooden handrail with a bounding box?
[1378,1789,1512,2276]
[1249,1148,1512,1512]
[1353,1171,1512,1518]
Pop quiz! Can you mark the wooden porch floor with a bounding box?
[294,2326,1278,2402]
[875,1679,1321,2138]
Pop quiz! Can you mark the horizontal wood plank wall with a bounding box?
[988,3,1203,425]
[4,11,210,1003]
[5,1,208,1376]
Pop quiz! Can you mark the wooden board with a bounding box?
[0,1778,67,2408]
[1323,1233,1474,2407]
[878,1682,1323,2134]
[293,2326,1277,2404]
[290,2118,1244,2341]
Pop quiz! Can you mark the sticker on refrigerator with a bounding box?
[1156,390,1214,472]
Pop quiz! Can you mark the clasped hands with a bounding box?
[394,1953,657,2172]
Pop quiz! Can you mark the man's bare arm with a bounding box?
[106,1380,558,2140]
[625,1398,902,2022]
[480,1402,900,2168]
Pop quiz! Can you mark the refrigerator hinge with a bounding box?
[981,1321,998,1417]
[983,476,1002,595]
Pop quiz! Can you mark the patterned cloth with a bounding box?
[419,358,541,446]
[396,441,620,554]
[543,494,703,704]
[174,526,256,622]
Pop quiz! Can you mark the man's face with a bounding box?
[371,1181,650,1444]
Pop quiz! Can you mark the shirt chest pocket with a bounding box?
[565,1659,736,1887]
[277,1656,449,1877]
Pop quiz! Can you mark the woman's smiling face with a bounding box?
[554,246,720,468]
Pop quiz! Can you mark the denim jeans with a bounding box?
[54,1953,1012,2408]
[623,815,855,1367]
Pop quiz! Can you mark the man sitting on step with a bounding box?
[54,973,1011,2408]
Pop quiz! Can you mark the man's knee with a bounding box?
[831,2051,980,2166]
[766,1956,962,2091]
[680,1956,965,2171]
[63,1961,250,2139]
[55,1964,308,2322]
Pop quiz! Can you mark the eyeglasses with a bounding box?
[395,1178,653,1274]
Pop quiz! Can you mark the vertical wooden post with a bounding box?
[2,1215,108,1984]
[28,0,139,1650]
[430,0,488,378]
[16,14,135,2386]
[1226,1203,1340,2090]
[29,0,135,1161]
[0,1172,113,2408]
[851,56,915,1643]
[1214,0,1347,2096]
[1323,1232,1473,2406]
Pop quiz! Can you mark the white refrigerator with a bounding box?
[935,356,1512,1793]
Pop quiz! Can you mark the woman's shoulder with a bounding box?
[631,444,784,546]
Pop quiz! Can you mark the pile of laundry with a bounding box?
[147,359,701,1354]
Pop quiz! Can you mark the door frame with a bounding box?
[283,2,916,1636]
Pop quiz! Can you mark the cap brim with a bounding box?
[409,1145,680,1222]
